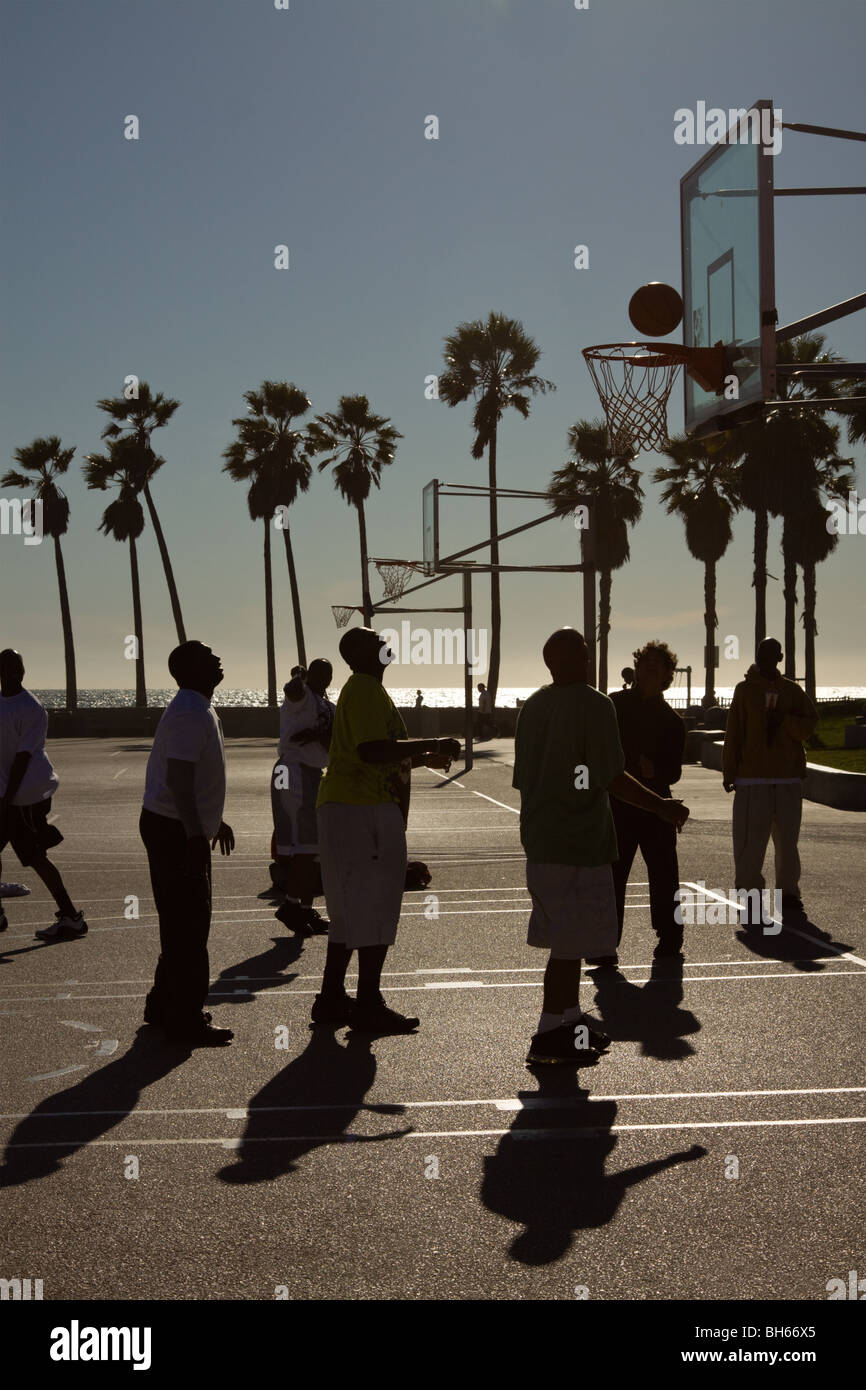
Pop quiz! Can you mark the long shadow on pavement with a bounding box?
[0,1029,187,1187]
[217,1028,410,1185]
[481,1067,706,1266]
[209,932,306,1009]
[735,915,853,972]
[589,962,701,1060]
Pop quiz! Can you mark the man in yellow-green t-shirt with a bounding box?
[314,627,460,1035]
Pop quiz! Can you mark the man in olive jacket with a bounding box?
[722,638,817,921]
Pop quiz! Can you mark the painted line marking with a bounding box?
[3,1116,864,1149]
[112,768,127,780]
[681,882,866,968]
[24,1065,87,1083]
[3,1085,864,1122]
[59,1021,102,1031]
[1,968,864,1005]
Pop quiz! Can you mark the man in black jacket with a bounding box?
[588,641,686,967]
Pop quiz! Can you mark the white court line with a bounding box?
[112,768,127,780]
[3,1085,864,1122]
[682,882,866,969]
[2,968,863,1005]
[3,1116,864,1149]
[3,958,847,989]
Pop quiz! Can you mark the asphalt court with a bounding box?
[1,737,864,1301]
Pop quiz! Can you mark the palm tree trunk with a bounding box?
[128,536,147,709]
[142,482,186,643]
[782,520,797,679]
[263,518,277,707]
[598,567,612,694]
[487,430,501,704]
[802,561,817,705]
[281,525,307,666]
[752,505,768,656]
[356,501,373,625]
[703,560,716,707]
[53,534,77,711]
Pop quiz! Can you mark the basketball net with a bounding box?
[375,560,421,602]
[331,604,358,629]
[583,344,683,454]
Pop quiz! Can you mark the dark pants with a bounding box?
[140,809,212,1033]
[611,801,681,947]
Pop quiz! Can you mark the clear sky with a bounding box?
[2,0,864,694]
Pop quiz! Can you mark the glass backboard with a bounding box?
[681,101,777,436]
[422,478,438,575]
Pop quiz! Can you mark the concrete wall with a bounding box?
[697,733,866,812]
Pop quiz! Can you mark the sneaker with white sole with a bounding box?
[35,910,88,941]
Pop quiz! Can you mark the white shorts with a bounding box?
[525,861,618,961]
[317,801,407,948]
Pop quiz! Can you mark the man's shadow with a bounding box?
[217,1027,410,1185]
[589,962,701,1060]
[480,1068,706,1265]
[210,933,305,1008]
[735,912,853,973]
[0,1029,186,1187]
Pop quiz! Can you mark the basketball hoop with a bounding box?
[373,559,424,602]
[331,604,359,629]
[583,342,727,454]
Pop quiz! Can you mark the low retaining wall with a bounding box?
[697,733,866,811]
[44,704,520,740]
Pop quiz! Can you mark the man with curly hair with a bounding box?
[591,640,687,966]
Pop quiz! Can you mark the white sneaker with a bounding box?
[35,910,88,941]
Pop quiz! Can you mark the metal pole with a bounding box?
[580,516,597,688]
[463,569,473,772]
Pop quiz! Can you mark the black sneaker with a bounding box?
[310,991,353,1026]
[349,995,419,1034]
[585,953,618,970]
[35,910,88,941]
[164,1021,233,1048]
[526,1023,600,1065]
[0,909,7,933]
[574,1013,612,1051]
[275,902,329,937]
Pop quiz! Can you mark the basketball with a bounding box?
[628,282,684,338]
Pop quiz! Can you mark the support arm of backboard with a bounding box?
[776,292,866,342]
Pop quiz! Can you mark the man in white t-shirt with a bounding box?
[0,649,86,940]
[140,641,235,1048]
[271,659,334,936]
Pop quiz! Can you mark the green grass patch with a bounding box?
[806,716,866,774]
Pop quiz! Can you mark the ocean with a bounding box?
[32,686,866,711]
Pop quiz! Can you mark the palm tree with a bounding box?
[222,441,280,708]
[737,334,843,667]
[654,438,741,707]
[2,436,78,709]
[83,438,147,709]
[546,421,644,692]
[786,457,854,703]
[96,382,186,642]
[307,395,402,625]
[225,382,314,667]
[438,313,555,703]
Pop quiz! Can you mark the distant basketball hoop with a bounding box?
[331,604,359,629]
[373,559,426,602]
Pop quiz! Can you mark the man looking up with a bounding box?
[313,626,459,1034]
[140,641,235,1048]
[513,628,689,1066]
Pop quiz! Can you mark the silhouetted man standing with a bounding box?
[513,629,689,1065]
[605,640,686,964]
[313,627,459,1033]
[140,641,235,1047]
[0,648,86,940]
[272,658,334,935]
[723,637,817,924]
